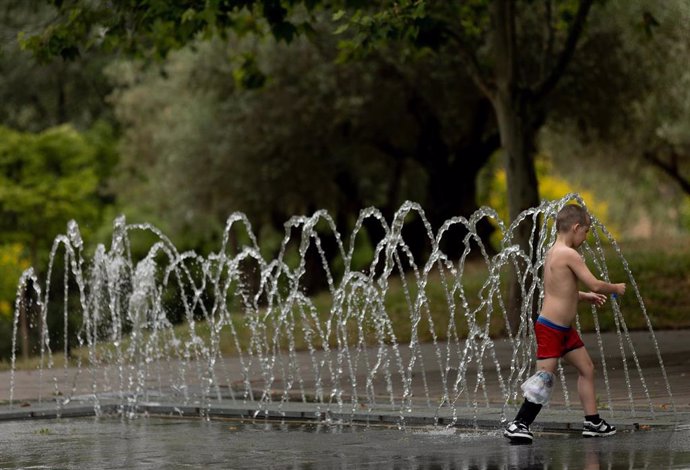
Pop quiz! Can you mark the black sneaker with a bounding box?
[503,420,533,442]
[582,419,616,437]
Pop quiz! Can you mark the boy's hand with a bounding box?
[581,292,607,307]
[615,283,626,296]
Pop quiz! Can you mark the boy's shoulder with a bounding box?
[548,243,580,263]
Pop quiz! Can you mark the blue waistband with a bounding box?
[537,316,571,331]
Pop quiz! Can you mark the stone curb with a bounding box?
[2,399,686,434]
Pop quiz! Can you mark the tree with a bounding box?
[0,124,111,359]
[333,1,594,220]
[1,0,115,132]
[108,28,498,262]
[538,1,690,235]
[19,0,499,240]
[21,1,593,223]
[19,1,312,61]
[16,0,682,340]
[333,0,600,330]
[600,4,690,198]
[20,0,601,331]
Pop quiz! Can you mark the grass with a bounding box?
[3,237,690,371]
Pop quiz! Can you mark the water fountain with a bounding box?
[3,194,675,428]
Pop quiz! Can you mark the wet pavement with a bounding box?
[1,417,689,469]
[1,329,689,468]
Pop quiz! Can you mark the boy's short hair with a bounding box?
[556,204,590,232]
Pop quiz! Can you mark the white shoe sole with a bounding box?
[582,429,616,437]
[504,431,533,441]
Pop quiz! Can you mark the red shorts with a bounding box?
[535,316,584,359]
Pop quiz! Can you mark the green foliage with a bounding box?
[546,1,682,139]
[540,0,690,237]
[0,124,109,263]
[83,120,120,184]
[232,53,268,89]
[0,0,115,132]
[333,1,471,62]
[20,0,318,61]
[107,25,490,249]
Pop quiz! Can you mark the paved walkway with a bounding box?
[1,329,689,431]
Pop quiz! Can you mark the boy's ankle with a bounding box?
[584,413,602,425]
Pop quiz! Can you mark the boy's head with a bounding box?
[556,204,590,233]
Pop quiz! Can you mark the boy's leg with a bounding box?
[563,346,615,436]
[535,358,559,375]
[509,358,558,425]
[504,358,558,441]
[563,347,596,415]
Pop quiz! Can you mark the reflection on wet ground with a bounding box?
[0,417,689,469]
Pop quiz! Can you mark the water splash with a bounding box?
[8,194,674,424]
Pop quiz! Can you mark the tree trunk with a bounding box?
[494,93,540,244]
[492,91,540,334]
[488,0,541,335]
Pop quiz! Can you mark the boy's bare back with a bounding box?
[541,243,583,327]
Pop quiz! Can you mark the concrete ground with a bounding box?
[2,416,689,469]
[1,329,689,432]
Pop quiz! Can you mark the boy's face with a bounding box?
[572,217,591,247]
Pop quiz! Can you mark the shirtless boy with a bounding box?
[504,203,626,442]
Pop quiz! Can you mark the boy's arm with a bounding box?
[567,249,626,295]
[579,291,607,306]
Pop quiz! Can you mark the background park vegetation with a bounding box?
[1,0,690,363]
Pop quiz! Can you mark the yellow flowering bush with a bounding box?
[0,244,30,319]
[484,155,617,247]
